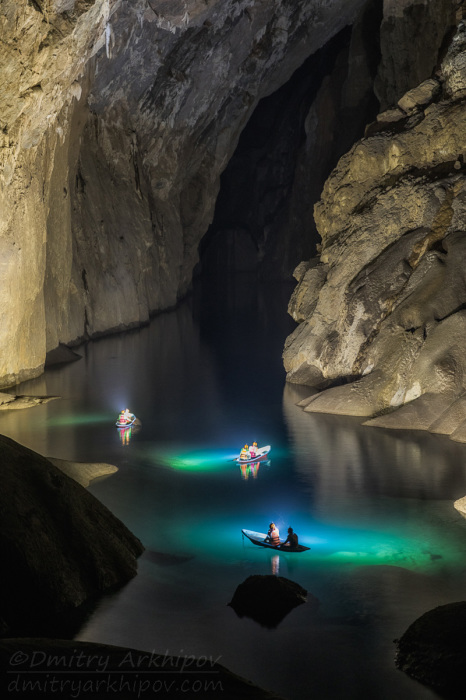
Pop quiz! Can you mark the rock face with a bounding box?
[0,433,143,636]
[228,574,312,628]
[395,601,466,696]
[0,392,60,411]
[284,18,466,440]
[0,0,369,389]
[47,457,118,487]
[453,494,466,518]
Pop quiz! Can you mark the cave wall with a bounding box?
[0,0,369,388]
[197,0,457,282]
[284,9,466,442]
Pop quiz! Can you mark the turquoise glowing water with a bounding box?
[3,274,466,699]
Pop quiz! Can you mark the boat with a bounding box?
[235,445,271,464]
[241,529,310,552]
[116,412,137,427]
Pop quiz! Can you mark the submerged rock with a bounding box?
[0,394,60,411]
[48,458,118,487]
[395,602,466,697]
[0,433,143,637]
[228,574,313,628]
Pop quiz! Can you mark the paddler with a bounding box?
[239,444,249,460]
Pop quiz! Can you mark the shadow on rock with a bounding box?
[228,574,317,628]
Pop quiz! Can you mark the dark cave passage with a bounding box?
[197,3,382,281]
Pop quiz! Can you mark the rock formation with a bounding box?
[0,392,59,411]
[228,574,312,628]
[284,16,466,441]
[47,457,118,486]
[395,601,466,696]
[2,0,464,441]
[0,0,369,389]
[0,433,143,636]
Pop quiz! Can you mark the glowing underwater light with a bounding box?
[46,413,115,427]
[150,446,235,472]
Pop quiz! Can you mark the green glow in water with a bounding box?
[147,446,237,471]
[47,413,114,427]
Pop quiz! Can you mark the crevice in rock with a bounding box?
[434,301,466,324]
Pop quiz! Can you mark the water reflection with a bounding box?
[117,425,132,445]
[239,460,270,479]
[283,383,466,506]
[3,276,466,700]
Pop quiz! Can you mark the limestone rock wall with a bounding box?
[284,18,466,440]
[0,0,113,386]
[0,0,368,388]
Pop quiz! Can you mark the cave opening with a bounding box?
[196,5,381,283]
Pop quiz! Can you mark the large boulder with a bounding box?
[395,601,466,696]
[0,433,144,637]
[228,574,313,628]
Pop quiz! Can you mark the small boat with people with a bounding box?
[116,408,137,427]
[242,528,310,552]
[235,444,271,464]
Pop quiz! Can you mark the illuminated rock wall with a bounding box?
[0,0,367,388]
[284,17,466,440]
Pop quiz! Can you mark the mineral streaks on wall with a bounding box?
[284,21,466,441]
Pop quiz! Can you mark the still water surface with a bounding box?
[3,274,466,699]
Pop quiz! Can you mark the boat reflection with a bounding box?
[239,459,270,479]
[118,426,132,445]
[271,554,279,575]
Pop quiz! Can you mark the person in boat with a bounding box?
[281,527,299,550]
[249,441,258,459]
[265,522,280,544]
[120,408,133,424]
[239,444,249,461]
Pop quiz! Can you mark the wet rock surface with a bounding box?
[0,433,143,637]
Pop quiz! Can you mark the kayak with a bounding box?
[242,529,310,552]
[236,445,271,464]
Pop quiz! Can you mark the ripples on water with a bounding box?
[2,274,466,699]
